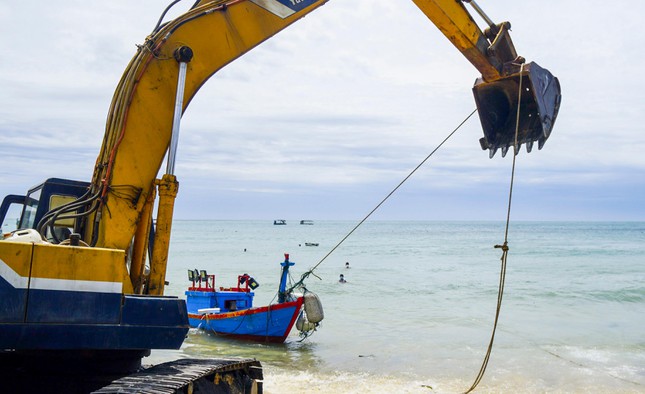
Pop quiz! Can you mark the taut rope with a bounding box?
[287,109,478,293]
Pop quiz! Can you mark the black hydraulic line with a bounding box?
[36,189,97,236]
[151,0,183,34]
[36,188,92,231]
[90,210,101,247]
[45,201,100,244]
[156,0,242,42]
[152,0,217,37]
[148,217,156,262]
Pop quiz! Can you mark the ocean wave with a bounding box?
[587,288,645,303]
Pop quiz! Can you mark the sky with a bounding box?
[0,0,643,221]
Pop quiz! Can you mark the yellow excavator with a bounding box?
[0,0,560,392]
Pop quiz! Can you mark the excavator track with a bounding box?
[94,358,263,394]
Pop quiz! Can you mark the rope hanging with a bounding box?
[464,62,525,393]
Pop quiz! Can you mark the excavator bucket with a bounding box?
[473,62,561,157]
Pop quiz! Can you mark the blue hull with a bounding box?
[187,297,303,343]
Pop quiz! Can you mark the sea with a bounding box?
[149,220,645,393]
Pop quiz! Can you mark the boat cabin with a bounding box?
[185,270,259,314]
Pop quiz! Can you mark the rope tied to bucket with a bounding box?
[464,62,525,394]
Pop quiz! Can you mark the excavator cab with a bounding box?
[0,178,89,242]
[473,61,561,157]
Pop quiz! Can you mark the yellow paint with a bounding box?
[31,243,132,294]
[93,0,329,251]
[130,181,156,294]
[148,174,179,296]
[89,0,513,252]
[411,0,501,81]
[76,0,519,297]
[0,242,33,278]
[1,240,133,293]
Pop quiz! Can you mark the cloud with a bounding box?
[0,0,643,220]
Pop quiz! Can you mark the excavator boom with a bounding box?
[91,0,330,253]
[0,0,561,390]
[89,0,560,254]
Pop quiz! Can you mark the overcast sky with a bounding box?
[1,0,643,221]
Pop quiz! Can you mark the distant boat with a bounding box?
[273,220,286,225]
[300,220,314,225]
[304,242,319,247]
[185,255,323,343]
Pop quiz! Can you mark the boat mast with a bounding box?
[278,254,295,303]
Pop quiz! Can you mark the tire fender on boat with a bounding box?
[296,310,316,332]
[303,291,324,324]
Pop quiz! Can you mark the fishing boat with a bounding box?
[273,219,286,225]
[299,220,314,225]
[185,254,323,343]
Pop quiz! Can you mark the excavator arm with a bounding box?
[90,0,330,254]
[89,0,560,258]
[0,0,560,372]
[414,0,511,81]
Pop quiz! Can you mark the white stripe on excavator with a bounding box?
[249,0,295,18]
[0,257,29,288]
[0,257,122,293]
[29,277,122,294]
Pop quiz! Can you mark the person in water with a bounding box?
[345,262,350,269]
[339,274,347,283]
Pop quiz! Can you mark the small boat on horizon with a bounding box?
[300,220,314,225]
[185,254,323,343]
[273,219,287,225]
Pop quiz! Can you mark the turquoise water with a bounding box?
[152,221,645,393]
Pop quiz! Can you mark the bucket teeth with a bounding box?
[473,61,561,159]
[479,137,489,151]
[486,140,540,156]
